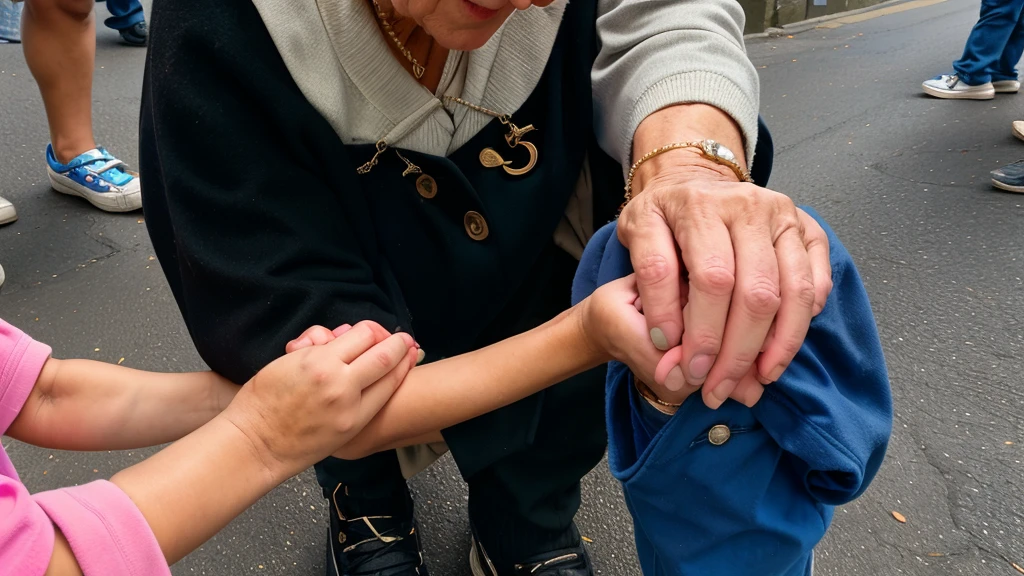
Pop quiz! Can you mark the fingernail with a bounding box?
[416,349,426,365]
[664,366,685,391]
[767,364,787,382]
[757,374,773,386]
[688,354,715,382]
[713,380,734,404]
[650,327,669,351]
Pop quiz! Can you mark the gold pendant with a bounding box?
[479,122,539,176]
[412,63,425,79]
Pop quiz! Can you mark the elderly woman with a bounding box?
[138,0,831,575]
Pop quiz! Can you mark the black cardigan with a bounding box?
[139,0,625,467]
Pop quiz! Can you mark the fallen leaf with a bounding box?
[43,471,47,475]
[94,348,100,352]
[787,35,794,38]
[93,469,98,473]
[1006,441,1014,445]
[118,358,125,365]
[891,511,907,523]
[581,536,594,543]
[1013,562,1024,574]
[926,553,943,557]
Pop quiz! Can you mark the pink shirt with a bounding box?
[0,320,170,576]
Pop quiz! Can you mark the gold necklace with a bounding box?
[356,97,540,177]
[372,0,425,79]
[443,97,539,176]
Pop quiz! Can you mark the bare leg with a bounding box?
[21,0,96,164]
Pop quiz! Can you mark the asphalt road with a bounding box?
[1,0,1022,574]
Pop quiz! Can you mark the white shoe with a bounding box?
[1013,121,1024,142]
[0,195,16,226]
[994,79,1020,93]
[922,74,995,100]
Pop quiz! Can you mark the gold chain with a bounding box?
[623,142,704,207]
[372,0,425,79]
[442,96,511,125]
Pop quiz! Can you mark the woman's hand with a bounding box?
[221,321,419,477]
[621,104,832,410]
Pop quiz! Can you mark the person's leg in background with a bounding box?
[100,0,145,46]
[989,4,1024,94]
[922,0,1024,99]
[20,0,141,213]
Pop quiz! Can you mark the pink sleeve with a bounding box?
[0,319,52,436]
[0,476,56,576]
[0,320,170,576]
[33,481,171,576]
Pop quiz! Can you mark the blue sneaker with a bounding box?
[46,145,142,212]
[990,160,1024,194]
[118,21,147,46]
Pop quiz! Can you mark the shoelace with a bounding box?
[517,552,584,575]
[340,515,424,575]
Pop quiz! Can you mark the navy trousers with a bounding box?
[954,0,1024,85]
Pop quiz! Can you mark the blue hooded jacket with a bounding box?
[571,208,892,576]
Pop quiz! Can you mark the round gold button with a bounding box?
[464,211,489,241]
[708,424,731,446]
[416,174,437,199]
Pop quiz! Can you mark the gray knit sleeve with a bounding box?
[592,0,761,170]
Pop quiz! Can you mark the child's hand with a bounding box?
[285,324,352,352]
[584,277,766,408]
[583,276,701,406]
[223,321,418,476]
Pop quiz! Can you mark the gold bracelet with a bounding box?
[633,374,682,415]
[620,141,754,213]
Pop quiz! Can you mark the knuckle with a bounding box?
[689,331,723,354]
[741,282,781,315]
[374,349,395,371]
[789,275,818,309]
[691,260,735,295]
[633,253,674,286]
[724,352,760,375]
[776,333,807,356]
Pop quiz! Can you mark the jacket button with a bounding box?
[708,424,731,446]
[416,174,437,199]
[464,211,489,241]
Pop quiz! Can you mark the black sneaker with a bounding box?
[468,523,594,576]
[118,21,147,46]
[326,483,428,576]
[991,159,1024,194]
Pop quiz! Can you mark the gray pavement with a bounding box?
[0,0,1022,574]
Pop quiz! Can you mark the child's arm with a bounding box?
[281,277,674,460]
[7,358,238,451]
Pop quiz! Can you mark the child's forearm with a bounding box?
[8,358,238,451]
[109,414,289,565]
[337,306,608,459]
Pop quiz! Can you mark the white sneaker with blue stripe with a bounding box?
[46,145,142,212]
